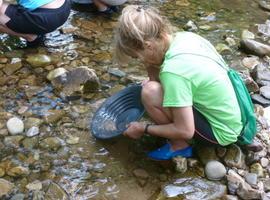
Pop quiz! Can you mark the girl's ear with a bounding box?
[144,41,153,50]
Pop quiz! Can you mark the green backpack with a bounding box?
[177,52,257,145]
[227,69,257,145]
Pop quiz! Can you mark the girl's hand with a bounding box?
[123,122,145,139]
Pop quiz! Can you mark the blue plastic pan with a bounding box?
[91,84,145,139]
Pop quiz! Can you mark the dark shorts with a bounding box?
[193,108,219,145]
[5,0,71,35]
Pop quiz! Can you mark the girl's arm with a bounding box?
[123,106,195,140]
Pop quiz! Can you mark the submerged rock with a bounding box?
[45,182,69,200]
[26,54,52,68]
[157,177,226,199]
[6,117,24,135]
[0,178,14,198]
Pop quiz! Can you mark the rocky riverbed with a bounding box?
[1,0,270,200]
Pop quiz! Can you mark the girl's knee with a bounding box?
[142,81,162,98]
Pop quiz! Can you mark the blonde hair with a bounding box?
[115,5,173,64]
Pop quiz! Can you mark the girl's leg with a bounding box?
[141,81,190,150]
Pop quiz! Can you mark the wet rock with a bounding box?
[24,118,43,130]
[133,168,149,179]
[241,30,255,40]
[225,37,237,47]
[187,158,199,167]
[237,181,263,200]
[39,137,62,151]
[250,163,264,177]
[23,87,41,99]
[26,180,42,191]
[259,1,270,12]
[0,178,14,198]
[32,190,45,200]
[251,94,270,106]
[0,57,8,64]
[108,68,126,78]
[261,157,269,167]
[173,156,187,174]
[258,20,270,37]
[45,182,69,200]
[0,167,5,177]
[205,160,226,181]
[26,54,52,67]
[216,43,232,54]
[6,117,24,135]
[22,137,39,149]
[242,56,259,70]
[261,86,270,99]
[183,20,198,31]
[4,136,24,148]
[66,135,79,145]
[240,39,270,57]
[223,195,239,200]
[3,58,22,75]
[224,144,246,169]
[26,126,39,137]
[227,169,245,195]
[7,166,30,177]
[47,68,68,81]
[245,76,260,93]
[196,146,219,165]
[159,177,226,199]
[10,193,25,200]
[263,178,270,192]
[55,66,100,96]
[44,109,66,124]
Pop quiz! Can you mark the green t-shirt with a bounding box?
[160,32,242,146]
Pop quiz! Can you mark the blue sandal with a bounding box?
[147,143,193,161]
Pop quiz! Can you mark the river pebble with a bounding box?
[6,117,24,135]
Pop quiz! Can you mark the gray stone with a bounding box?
[244,173,258,186]
[240,39,270,57]
[261,86,270,99]
[205,160,227,181]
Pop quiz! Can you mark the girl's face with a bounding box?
[136,40,166,67]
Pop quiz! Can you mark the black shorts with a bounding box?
[5,0,71,35]
[193,108,219,145]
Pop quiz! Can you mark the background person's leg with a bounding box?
[0,2,37,42]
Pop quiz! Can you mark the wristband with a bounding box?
[144,124,151,134]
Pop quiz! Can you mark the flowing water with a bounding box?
[0,0,269,199]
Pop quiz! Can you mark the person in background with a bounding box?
[0,0,71,47]
[93,0,126,14]
[114,5,247,161]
